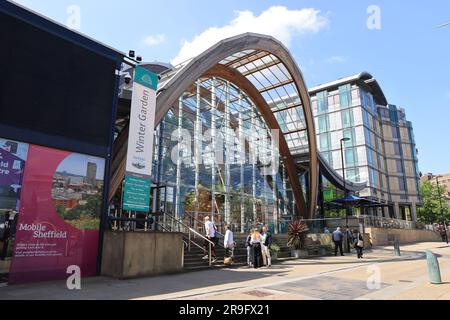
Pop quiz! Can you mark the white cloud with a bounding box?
[141,34,166,47]
[325,56,348,64]
[171,6,329,65]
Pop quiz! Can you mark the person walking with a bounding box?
[202,216,217,262]
[353,229,364,259]
[250,229,264,269]
[261,226,273,268]
[246,230,254,268]
[332,227,344,256]
[346,227,354,253]
[224,225,235,259]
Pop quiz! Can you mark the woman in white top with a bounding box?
[224,225,234,258]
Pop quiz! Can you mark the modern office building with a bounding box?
[86,162,98,187]
[309,73,422,221]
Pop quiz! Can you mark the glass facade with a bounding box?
[152,77,297,233]
[310,75,421,220]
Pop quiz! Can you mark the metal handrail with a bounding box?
[164,212,215,266]
[184,211,225,239]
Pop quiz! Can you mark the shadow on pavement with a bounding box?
[0,267,291,300]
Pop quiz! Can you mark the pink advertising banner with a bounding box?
[8,144,105,284]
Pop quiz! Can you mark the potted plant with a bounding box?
[287,219,309,258]
[270,244,281,260]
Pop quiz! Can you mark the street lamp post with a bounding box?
[340,138,351,211]
[340,137,351,253]
[435,176,448,244]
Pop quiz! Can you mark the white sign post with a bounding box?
[123,66,158,212]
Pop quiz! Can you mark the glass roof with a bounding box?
[159,49,311,156]
[220,50,309,155]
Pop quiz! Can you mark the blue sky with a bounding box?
[13,0,450,174]
[56,153,105,180]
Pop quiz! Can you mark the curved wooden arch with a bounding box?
[202,64,307,215]
[111,33,318,218]
[156,33,318,218]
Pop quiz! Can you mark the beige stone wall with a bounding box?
[366,227,441,246]
[101,231,184,279]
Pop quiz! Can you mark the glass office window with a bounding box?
[318,115,328,133]
[347,168,360,183]
[370,169,378,188]
[339,84,351,108]
[322,152,332,166]
[394,142,401,156]
[368,93,376,114]
[317,91,328,114]
[367,148,374,167]
[396,160,403,173]
[342,109,353,128]
[345,148,357,167]
[343,129,355,148]
[365,128,372,147]
[362,109,370,127]
[392,126,399,139]
[320,133,330,151]
[398,177,406,191]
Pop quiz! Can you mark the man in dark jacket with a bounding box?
[261,226,273,268]
[332,227,344,256]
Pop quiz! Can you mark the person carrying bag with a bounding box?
[353,230,364,259]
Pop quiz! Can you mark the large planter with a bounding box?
[291,249,308,258]
[101,231,184,279]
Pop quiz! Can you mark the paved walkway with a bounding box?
[1,242,450,300]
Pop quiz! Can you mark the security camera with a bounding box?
[124,74,132,84]
[129,50,135,58]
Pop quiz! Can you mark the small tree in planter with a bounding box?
[287,219,309,258]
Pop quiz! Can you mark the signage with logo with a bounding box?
[123,66,158,212]
[6,143,106,284]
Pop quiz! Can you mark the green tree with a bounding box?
[418,181,450,224]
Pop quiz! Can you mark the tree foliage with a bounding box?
[418,181,450,224]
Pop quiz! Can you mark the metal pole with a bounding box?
[188,231,191,252]
[209,243,212,267]
[340,139,348,227]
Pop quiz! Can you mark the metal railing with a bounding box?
[359,215,431,231]
[183,211,225,248]
[107,216,189,252]
[162,212,215,267]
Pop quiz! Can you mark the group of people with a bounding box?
[201,215,365,265]
[201,215,273,268]
[329,226,365,259]
[245,226,273,269]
